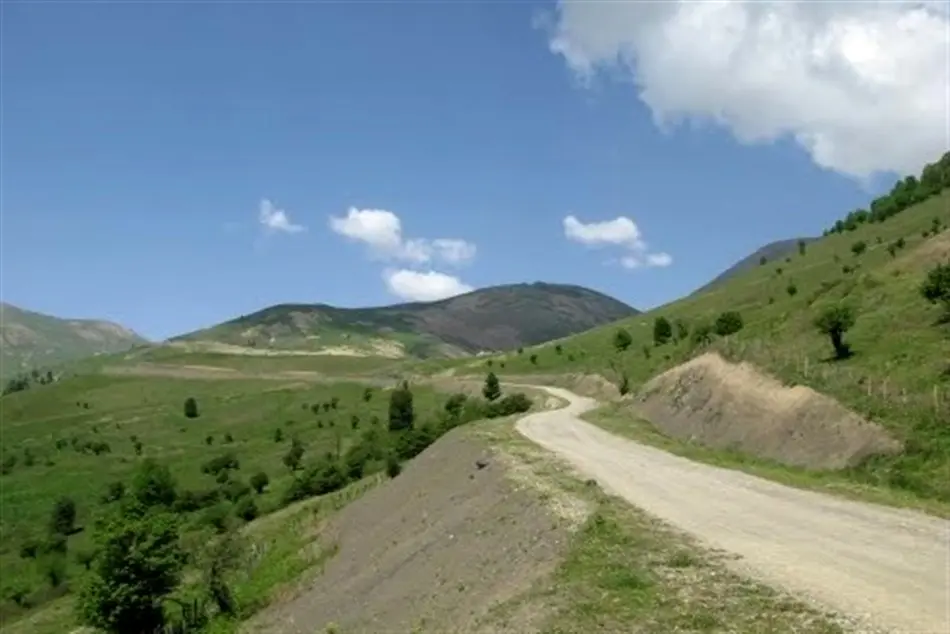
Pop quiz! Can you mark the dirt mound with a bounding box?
[251,430,578,633]
[634,353,901,470]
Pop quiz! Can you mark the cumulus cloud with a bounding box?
[382,268,474,302]
[328,207,476,265]
[258,199,305,234]
[545,0,950,179]
[564,214,671,270]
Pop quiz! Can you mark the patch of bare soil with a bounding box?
[249,430,579,634]
[635,352,901,469]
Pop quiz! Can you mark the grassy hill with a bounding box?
[0,303,147,380]
[443,154,950,506]
[175,282,638,358]
[692,237,818,295]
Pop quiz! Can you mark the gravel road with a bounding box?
[515,385,950,634]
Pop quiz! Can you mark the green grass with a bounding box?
[0,371,445,622]
[125,346,407,375]
[443,191,950,505]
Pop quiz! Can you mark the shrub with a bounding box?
[202,503,231,534]
[385,454,402,478]
[798,239,807,256]
[851,240,867,256]
[201,452,240,477]
[786,282,798,296]
[759,256,767,265]
[612,328,632,352]
[673,319,689,342]
[444,393,468,419]
[529,353,539,365]
[233,496,258,522]
[691,323,713,346]
[101,481,126,504]
[50,496,77,536]
[486,393,533,418]
[131,459,177,509]
[920,262,950,317]
[482,372,501,402]
[388,382,415,432]
[183,397,199,419]
[223,433,234,444]
[221,479,251,503]
[283,438,305,472]
[250,471,269,494]
[814,305,857,359]
[133,441,143,456]
[330,396,340,410]
[653,317,672,346]
[205,435,214,446]
[714,311,744,336]
[350,414,360,430]
[362,387,373,402]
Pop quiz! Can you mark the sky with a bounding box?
[2,0,948,341]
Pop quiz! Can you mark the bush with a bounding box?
[388,382,415,432]
[221,479,251,503]
[653,317,672,346]
[350,414,360,430]
[233,496,258,522]
[714,311,744,336]
[183,397,199,419]
[330,396,340,410]
[529,353,538,365]
[613,328,632,352]
[50,496,77,536]
[486,393,533,418]
[691,323,713,346]
[920,262,950,316]
[851,240,867,256]
[101,481,126,504]
[131,459,177,509]
[201,452,240,477]
[786,282,798,297]
[283,439,305,472]
[223,433,234,444]
[205,435,214,446]
[250,471,270,494]
[798,239,807,256]
[385,454,402,478]
[482,372,501,402]
[362,387,373,402]
[202,503,231,534]
[673,319,689,342]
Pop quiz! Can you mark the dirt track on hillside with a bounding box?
[517,385,950,634]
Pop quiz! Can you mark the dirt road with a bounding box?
[516,385,950,634]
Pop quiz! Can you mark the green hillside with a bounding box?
[174,282,638,358]
[0,303,147,381]
[445,153,950,504]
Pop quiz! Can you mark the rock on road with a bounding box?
[515,385,950,634]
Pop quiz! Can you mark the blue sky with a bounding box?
[3,1,946,341]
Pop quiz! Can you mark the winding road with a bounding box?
[516,385,950,634]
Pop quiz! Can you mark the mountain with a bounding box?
[694,237,818,295]
[0,303,148,377]
[175,282,638,358]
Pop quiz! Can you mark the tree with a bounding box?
[691,323,713,347]
[444,393,467,419]
[613,328,632,352]
[131,459,177,509]
[851,240,867,256]
[283,439,304,472]
[786,282,798,297]
[814,305,856,359]
[362,387,373,402]
[673,319,689,343]
[920,262,950,317]
[183,397,199,419]
[483,372,501,402]
[653,317,672,346]
[798,239,807,256]
[77,510,185,634]
[388,382,415,432]
[714,311,744,337]
[50,496,77,536]
[554,344,563,355]
[529,354,538,365]
[250,471,269,494]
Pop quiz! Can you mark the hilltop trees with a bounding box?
[815,305,857,360]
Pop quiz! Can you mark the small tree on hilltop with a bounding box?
[483,372,501,402]
[920,262,950,319]
[814,305,857,360]
[653,317,672,346]
[613,328,632,352]
[388,381,415,432]
[183,397,199,419]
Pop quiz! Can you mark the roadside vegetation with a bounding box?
[0,369,531,632]
[441,152,950,508]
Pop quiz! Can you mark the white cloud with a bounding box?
[545,0,950,179]
[564,214,671,270]
[328,207,476,265]
[382,268,474,302]
[259,199,305,234]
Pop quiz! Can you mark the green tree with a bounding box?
[50,496,77,536]
[250,471,269,494]
[554,344,563,355]
[77,510,185,634]
[714,311,744,337]
[444,393,468,419]
[920,262,950,317]
[673,319,689,343]
[613,328,632,352]
[483,372,502,402]
[183,397,199,419]
[131,459,177,509]
[283,438,305,472]
[388,382,415,432]
[362,387,373,402]
[798,239,807,256]
[851,240,867,256]
[786,282,798,297]
[814,305,857,359]
[653,317,672,346]
[529,353,538,365]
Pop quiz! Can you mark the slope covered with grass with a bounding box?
[448,160,950,505]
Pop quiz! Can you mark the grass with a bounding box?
[122,346,406,375]
[0,371,446,623]
[475,420,848,634]
[443,190,950,506]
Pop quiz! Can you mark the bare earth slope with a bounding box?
[516,385,950,634]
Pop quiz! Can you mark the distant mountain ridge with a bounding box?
[0,302,148,378]
[176,282,639,358]
[694,237,818,295]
